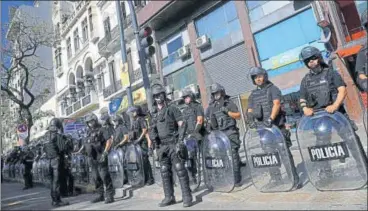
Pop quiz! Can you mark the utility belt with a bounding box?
[159,136,177,146]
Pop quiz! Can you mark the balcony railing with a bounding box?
[63,93,97,117]
[61,1,89,36]
[98,15,133,56]
[103,80,122,99]
[130,63,157,84]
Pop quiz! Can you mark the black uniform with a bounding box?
[112,116,129,185]
[43,129,70,206]
[20,147,34,189]
[60,136,74,197]
[247,67,299,185]
[299,46,367,178]
[130,114,154,185]
[205,94,242,186]
[84,119,114,203]
[149,83,193,207]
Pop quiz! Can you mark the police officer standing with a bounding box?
[181,88,204,184]
[77,113,115,204]
[43,118,70,207]
[299,46,368,178]
[149,83,193,207]
[20,146,34,190]
[205,83,243,187]
[355,10,368,92]
[246,67,300,186]
[127,105,154,186]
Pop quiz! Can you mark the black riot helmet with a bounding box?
[181,88,195,103]
[100,113,112,126]
[361,9,368,30]
[249,67,268,85]
[85,113,98,128]
[152,84,166,105]
[210,83,226,101]
[299,46,327,74]
[48,118,63,132]
[127,105,143,116]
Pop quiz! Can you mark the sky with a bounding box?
[1,1,34,67]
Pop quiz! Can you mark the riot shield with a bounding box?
[184,136,201,191]
[3,163,9,179]
[151,148,162,186]
[10,164,15,178]
[87,158,94,185]
[297,111,368,191]
[124,143,145,188]
[108,148,125,188]
[246,125,297,193]
[71,154,88,185]
[203,131,234,193]
[32,161,38,182]
[20,163,25,182]
[41,159,51,187]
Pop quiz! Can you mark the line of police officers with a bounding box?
[2,10,367,209]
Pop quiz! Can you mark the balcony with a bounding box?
[61,1,90,37]
[64,91,99,118]
[97,16,134,58]
[90,29,100,44]
[103,80,122,99]
[56,66,63,77]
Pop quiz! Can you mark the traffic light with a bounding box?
[139,26,155,58]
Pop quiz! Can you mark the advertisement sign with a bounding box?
[63,118,87,139]
[17,124,28,146]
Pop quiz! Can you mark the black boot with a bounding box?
[104,196,114,204]
[159,165,176,207]
[176,164,193,208]
[52,200,69,207]
[232,149,242,187]
[91,195,104,203]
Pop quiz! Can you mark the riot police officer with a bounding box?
[355,10,368,92]
[247,67,300,186]
[127,105,154,186]
[181,88,204,184]
[61,134,75,197]
[77,113,115,204]
[299,46,368,179]
[20,146,34,190]
[43,118,70,207]
[149,83,193,207]
[205,83,243,187]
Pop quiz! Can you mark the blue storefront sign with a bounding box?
[109,97,123,114]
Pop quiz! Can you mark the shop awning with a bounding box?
[336,45,363,58]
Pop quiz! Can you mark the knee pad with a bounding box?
[174,162,186,177]
[160,164,170,176]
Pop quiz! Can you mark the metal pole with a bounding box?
[127,0,153,112]
[116,0,134,107]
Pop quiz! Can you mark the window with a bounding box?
[104,17,111,41]
[108,61,116,87]
[82,18,88,43]
[246,1,291,22]
[121,2,127,20]
[54,47,62,68]
[88,7,93,33]
[195,1,241,42]
[164,65,197,91]
[73,28,80,51]
[67,37,72,59]
[162,35,184,68]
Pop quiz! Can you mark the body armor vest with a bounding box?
[153,105,178,142]
[182,104,198,133]
[44,132,60,159]
[251,83,273,121]
[210,100,236,131]
[85,127,102,158]
[304,68,337,109]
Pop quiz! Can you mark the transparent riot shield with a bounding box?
[184,136,201,191]
[297,111,368,191]
[203,131,235,193]
[108,148,125,188]
[20,163,25,182]
[3,163,9,179]
[246,125,297,192]
[124,144,145,188]
[15,162,20,180]
[32,161,38,182]
[151,148,162,186]
[87,158,94,185]
[71,154,88,185]
[36,160,43,183]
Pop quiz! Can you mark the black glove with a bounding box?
[357,77,368,92]
[220,106,229,114]
[99,151,108,163]
[175,141,188,160]
[263,117,273,128]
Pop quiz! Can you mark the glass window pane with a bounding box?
[246,1,267,10]
[167,36,183,55]
[228,19,241,33]
[249,6,264,22]
[224,1,237,22]
[209,26,229,41]
[206,6,227,30]
[195,18,207,36]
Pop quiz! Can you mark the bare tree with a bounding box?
[1,8,54,145]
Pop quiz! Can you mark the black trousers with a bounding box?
[90,159,114,198]
[49,157,61,202]
[142,152,154,183]
[23,162,33,188]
